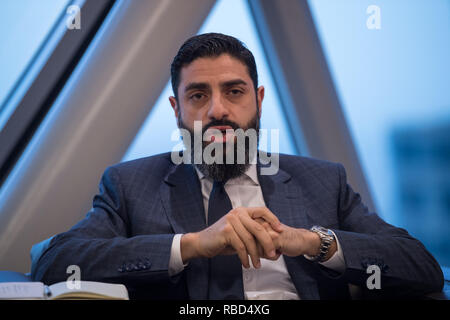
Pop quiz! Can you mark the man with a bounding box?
[32,33,443,299]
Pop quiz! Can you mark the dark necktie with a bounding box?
[207,180,244,300]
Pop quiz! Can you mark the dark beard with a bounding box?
[178,113,260,182]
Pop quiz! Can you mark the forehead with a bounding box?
[178,54,251,88]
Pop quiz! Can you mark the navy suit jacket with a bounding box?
[32,152,444,299]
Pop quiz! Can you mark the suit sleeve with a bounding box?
[31,166,176,288]
[330,163,444,298]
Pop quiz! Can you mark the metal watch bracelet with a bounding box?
[307,226,335,263]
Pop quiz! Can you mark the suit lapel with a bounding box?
[258,160,320,299]
[159,162,209,299]
[160,163,206,233]
[257,160,309,233]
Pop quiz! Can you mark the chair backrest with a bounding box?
[29,236,54,277]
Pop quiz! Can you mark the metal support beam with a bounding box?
[0,0,116,186]
[248,0,376,212]
[0,0,216,272]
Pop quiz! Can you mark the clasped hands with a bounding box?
[181,207,328,268]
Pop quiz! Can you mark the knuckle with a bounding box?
[225,214,235,224]
[223,224,233,235]
[244,233,254,243]
[236,243,246,252]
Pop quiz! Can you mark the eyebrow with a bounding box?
[184,82,210,93]
[221,79,248,88]
[183,79,249,94]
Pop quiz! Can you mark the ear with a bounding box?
[169,96,179,119]
[256,86,264,118]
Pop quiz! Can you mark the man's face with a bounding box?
[169,54,265,181]
[169,54,264,139]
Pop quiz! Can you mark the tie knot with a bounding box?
[212,180,226,189]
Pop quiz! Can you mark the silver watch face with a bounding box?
[311,225,333,236]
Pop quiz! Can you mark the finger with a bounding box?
[238,213,277,258]
[225,224,250,268]
[256,242,281,261]
[256,219,273,233]
[253,218,281,254]
[246,207,283,232]
[228,214,261,268]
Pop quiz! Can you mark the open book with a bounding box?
[0,281,129,300]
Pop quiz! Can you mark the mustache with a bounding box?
[202,119,240,134]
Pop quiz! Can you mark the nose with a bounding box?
[207,94,229,120]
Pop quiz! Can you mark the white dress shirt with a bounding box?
[168,164,345,299]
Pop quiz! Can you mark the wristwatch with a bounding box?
[307,226,335,263]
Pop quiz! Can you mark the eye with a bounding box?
[189,93,206,101]
[228,89,243,96]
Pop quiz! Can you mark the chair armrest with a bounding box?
[0,271,32,282]
[425,266,450,300]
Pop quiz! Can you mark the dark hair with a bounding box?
[170,33,258,101]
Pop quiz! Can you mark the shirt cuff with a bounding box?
[168,234,188,277]
[304,230,346,274]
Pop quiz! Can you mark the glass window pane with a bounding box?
[123,0,297,162]
[0,0,71,131]
[308,0,450,265]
